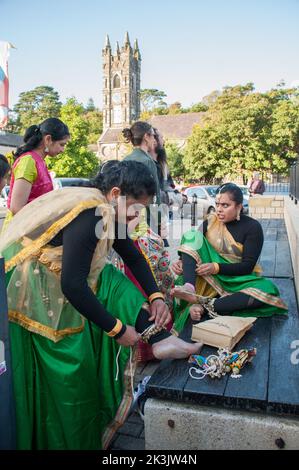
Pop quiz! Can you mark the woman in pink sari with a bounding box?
[4,118,70,228]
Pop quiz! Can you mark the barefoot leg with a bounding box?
[152,336,203,360]
[171,285,198,304]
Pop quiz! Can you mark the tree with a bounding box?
[46,98,99,178]
[86,98,96,112]
[184,83,299,182]
[140,89,167,113]
[165,141,185,180]
[83,109,103,145]
[13,86,61,131]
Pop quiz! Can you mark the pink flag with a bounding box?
[0,42,13,129]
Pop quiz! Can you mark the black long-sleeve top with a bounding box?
[49,209,160,338]
[202,214,264,276]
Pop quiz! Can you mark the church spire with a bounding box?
[124,31,131,48]
[105,34,111,47]
[134,39,141,60]
[116,41,120,56]
[104,34,111,52]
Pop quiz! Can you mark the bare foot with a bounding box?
[171,285,198,304]
[152,335,203,360]
[190,304,204,322]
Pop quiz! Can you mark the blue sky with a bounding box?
[1,0,299,109]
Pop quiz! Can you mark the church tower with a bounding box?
[102,32,141,131]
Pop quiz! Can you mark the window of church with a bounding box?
[113,74,121,88]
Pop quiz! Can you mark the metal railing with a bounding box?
[290,160,299,204]
[264,182,290,194]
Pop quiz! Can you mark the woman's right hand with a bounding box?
[171,259,183,275]
[116,325,141,347]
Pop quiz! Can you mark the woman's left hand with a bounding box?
[195,262,217,276]
[148,299,171,327]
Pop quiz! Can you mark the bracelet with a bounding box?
[212,262,220,274]
[106,319,123,337]
[148,292,165,303]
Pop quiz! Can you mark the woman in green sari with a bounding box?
[171,183,287,333]
[0,160,202,450]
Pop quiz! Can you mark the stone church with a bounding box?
[97,33,204,160]
[97,33,141,160]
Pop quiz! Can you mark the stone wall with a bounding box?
[249,195,284,219]
[284,197,299,300]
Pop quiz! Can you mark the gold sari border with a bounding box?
[5,199,105,273]
[178,244,227,297]
[9,310,85,342]
[102,346,139,449]
[240,288,288,311]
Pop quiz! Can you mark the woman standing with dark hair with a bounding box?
[4,118,70,228]
[123,121,161,206]
[0,160,201,450]
[171,183,287,332]
[0,154,10,191]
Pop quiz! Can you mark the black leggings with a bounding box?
[135,308,171,345]
[214,292,264,314]
[181,253,265,314]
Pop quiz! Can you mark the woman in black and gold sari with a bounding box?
[171,183,287,333]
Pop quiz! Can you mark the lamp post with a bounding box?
[191,193,197,228]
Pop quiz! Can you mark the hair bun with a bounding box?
[23,125,40,143]
[122,128,132,142]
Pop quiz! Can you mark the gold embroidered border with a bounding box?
[176,245,287,310]
[102,346,138,449]
[240,288,288,310]
[5,199,107,273]
[178,244,227,297]
[9,310,85,342]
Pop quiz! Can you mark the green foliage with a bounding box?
[83,109,103,144]
[165,141,185,180]
[13,86,61,132]
[140,89,167,113]
[46,98,100,178]
[86,98,96,111]
[184,83,299,181]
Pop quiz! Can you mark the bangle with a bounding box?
[148,292,165,303]
[106,319,123,337]
[213,262,220,274]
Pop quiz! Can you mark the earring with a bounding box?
[236,211,241,221]
[45,146,49,153]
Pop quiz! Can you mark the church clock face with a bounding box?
[112,92,121,105]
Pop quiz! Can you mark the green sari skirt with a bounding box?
[173,229,288,334]
[8,263,146,450]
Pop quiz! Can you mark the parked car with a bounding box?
[182,184,249,217]
[238,185,249,214]
[53,177,90,189]
[182,185,216,218]
[0,185,9,208]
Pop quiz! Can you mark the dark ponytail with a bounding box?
[122,121,153,147]
[216,183,244,205]
[13,117,70,159]
[92,160,156,199]
[0,154,10,179]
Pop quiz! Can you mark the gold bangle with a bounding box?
[148,292,165,303]
[106,319,123,337]
[213,262,220,274]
